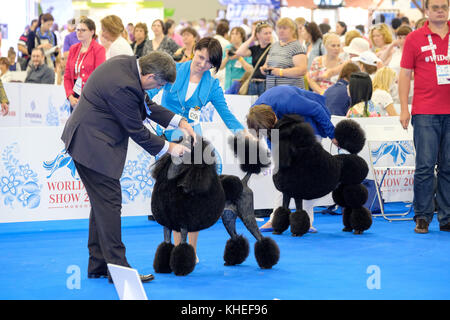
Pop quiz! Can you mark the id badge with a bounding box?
[436,64,450,85]
[73,77,83,95]
[188,107,201,123]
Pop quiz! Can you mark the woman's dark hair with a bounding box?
[37,13,54,28]
[349,72,373,117]
[305,21,322,43]
[230,26,246,43]
[337,21,347,35]
[164,19,175,36]
[79,18,97,39]
[152,19,165,34]
[194,37,222,73]
[180,26,199,40]
[216,22,229,37]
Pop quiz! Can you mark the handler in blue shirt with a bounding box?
[247,85,338,232]
[248,85,337,143]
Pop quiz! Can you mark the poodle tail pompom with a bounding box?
[220,175,243,202]
[229,134,271,175]
[153,242,175,273]
[169,243,197,276]
[334,120,366,154]
[289,210,311,237]
[223,235,250,266]
[272,207,291,234]
[254,237,280,269]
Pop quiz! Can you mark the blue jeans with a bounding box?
[412,114,450,226]
[248,80,265,97]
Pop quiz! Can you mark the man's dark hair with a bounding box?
[355,25,365,34]
[391,18,402,30]
[194,37,223,73]
[139,51,176,83]
[31,47,45,56]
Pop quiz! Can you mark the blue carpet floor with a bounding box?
[0,203,449,300]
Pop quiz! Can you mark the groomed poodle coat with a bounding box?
[270,115,372,236]
[151,136,279,276]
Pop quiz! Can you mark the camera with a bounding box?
[228,48,237,56]
[266,68,273,75]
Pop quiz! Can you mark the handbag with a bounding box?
[238,44,272,95]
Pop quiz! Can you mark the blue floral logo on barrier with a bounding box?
[200,103,215,122]
[1,143,41,209]
[120,151,156,204]
[371,141,414,166]
[43,149,78,179]
[46,97,71,126]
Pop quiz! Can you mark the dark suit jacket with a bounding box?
[61,55,175,180]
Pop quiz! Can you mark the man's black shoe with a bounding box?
[108,273,155,283]
[88,272,108,279]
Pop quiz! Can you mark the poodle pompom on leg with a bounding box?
[224,235,250,266]
[289,210,310,237]
[169,228,197,276]
[272,207,291,234]
[351,207,372,235]
[342,207,353,232]
[222,209,250,266]
[254,237,280,269]
[153,227,174,273]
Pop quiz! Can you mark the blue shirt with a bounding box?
[147,61,244,134]
[253,85,335,139]
[323,79,351,116]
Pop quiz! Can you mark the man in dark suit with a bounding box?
[61,52,196,282]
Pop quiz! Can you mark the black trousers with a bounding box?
[74,161,130,274]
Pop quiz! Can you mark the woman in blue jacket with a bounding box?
[246,85,338,232]
[147,37,245,261]
[147,37,244,140]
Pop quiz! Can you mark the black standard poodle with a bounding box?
[270,115,372,236]
[150,135,280,276]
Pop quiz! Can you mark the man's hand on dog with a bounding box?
[168,142,191,157]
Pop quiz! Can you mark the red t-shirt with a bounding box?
[401,21,450,115]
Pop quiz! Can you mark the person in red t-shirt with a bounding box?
[399,0,450,233]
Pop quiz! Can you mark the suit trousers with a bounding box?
[74,161,130,274]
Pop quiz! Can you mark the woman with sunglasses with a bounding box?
[369,23,393,55]
[64,18,105,111]
[146,37,246,260]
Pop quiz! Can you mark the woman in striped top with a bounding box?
[260,17,307,90]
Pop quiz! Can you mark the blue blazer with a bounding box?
[253,85,335,139]
[147,61,244,133]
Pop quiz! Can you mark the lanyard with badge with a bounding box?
[427,34,450,85]
[73,49,87,95]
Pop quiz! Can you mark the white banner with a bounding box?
[0,83,416,223]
